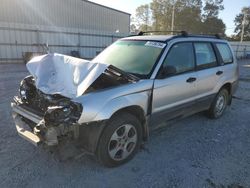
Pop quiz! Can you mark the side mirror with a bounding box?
[158,65,177,79]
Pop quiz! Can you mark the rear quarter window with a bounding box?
[216,43,233,64]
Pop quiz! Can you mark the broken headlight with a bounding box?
[20,87,27,101]
[19,79,28,101]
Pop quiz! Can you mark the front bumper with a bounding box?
[12,112,42,146]
[11,97,81,147]
[11,100,43,146]
[11,97,106,154]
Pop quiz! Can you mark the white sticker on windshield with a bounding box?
[145,41,166,49]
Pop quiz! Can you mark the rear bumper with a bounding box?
[11,101,43,146]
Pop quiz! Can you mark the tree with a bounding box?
[130,23,137,33]
[234,7,250,41]
[135,4,151,31]
[201,0,225,35]
[173,0,203,33]
[149,0,203,33]
[133,0,226,35]
[203,0,224,18]
[201,17,225,35]
[150,0,172,31]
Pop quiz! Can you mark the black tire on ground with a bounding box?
[208,88,229,119]
[96,112,143,167]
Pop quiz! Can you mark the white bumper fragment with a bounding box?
[12,111,41,146]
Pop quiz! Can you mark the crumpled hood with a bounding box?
[26,53,108,99]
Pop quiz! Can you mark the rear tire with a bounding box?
[208,88,229,119]
[96,112,142,167]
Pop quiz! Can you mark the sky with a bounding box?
[89,0,249,35]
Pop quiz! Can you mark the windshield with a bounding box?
[93,40,166,77]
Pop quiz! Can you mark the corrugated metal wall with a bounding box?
[229,42,250,59]
[0,0,130,63]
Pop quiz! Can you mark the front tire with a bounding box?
[96,112,142,167]
[208,88,229,119]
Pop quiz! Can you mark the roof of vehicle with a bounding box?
[122,31,227,43]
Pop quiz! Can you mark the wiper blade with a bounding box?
[106,65,140,82]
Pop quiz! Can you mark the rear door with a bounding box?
[194,42,220,103]
[214,43,237,85]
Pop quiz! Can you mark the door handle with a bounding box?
[216,71,223,76]
[186,77,196,83]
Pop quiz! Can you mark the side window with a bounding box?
[162,42,195,76]
[216,43,233,64]
[194,43,217,69]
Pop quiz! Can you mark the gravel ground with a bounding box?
[0,60,250,188]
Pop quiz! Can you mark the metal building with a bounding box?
[0,0,130,63]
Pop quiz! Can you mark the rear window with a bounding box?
[194,43,217,69]
[216,43,233,64]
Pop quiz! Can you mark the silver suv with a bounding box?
[11,32,239,167]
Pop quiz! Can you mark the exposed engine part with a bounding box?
[19,76,82,124]
[44,127,58,146]
[33,118,80,146]
[44,105,81,126]
[45,106,72,124]
[17,75,83,146]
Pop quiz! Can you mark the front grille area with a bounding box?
[13,96,44,117]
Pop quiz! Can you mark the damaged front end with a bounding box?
[11,53,139,150]
[12,75,83,147]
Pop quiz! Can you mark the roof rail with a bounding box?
[184,34,222,39]
[137,30,188,37]
[136,30,223,39]
[128,31,224,41]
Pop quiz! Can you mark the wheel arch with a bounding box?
[220,82,232,105]
[109,105,149,141]
[93,105,149,155]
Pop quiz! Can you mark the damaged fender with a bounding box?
[74,79,154,124]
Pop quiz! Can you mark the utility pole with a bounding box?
[240,10,246,43]
[171,2,175,34]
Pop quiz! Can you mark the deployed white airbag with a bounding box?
[26,53,108,98]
